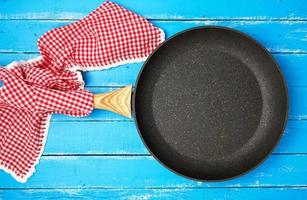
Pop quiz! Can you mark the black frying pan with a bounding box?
[132,26,288,181]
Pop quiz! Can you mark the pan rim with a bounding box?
[132,25,289,182]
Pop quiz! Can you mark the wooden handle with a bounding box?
[93,85,132,118]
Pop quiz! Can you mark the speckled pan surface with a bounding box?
[133,26,288,181]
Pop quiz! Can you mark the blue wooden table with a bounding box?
[1,0,307,199]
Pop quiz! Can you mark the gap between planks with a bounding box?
[2,18,307,22]
[2,186,307,190]
[39,154,307,157]
[2,51,307,54]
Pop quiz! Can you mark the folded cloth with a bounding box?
[0,66,93,183]
[0,1,164,183]
[38,1,164,72]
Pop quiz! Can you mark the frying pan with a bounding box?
[94,26,288,181]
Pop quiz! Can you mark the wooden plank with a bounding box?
[0,53,39,65]
[42,120,307,155]
[45,121,147,155]
[8,84,302,122]
[1,21,307,53]
[82,54,307,87]
[1,54,307,87]
[288,87,307,120]
[0,155,306,188]
[276,54,307,87]
[48,86,307,121]
[278,120,307,154]
[32,84,306,121]
[1,188,307,200]
[1,0,307,20]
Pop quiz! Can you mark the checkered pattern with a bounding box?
[0,66,94,183]
[0,1,164,183]
[0,67,93,116]
[38,1,164,72]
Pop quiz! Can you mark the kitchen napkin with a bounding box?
[0,1,164,183]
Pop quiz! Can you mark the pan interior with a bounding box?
[134,27,287,181]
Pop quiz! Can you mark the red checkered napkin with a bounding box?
[38,1,164,72]
[0,64,94,183]
[0,1,164,183]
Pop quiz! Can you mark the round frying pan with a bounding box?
[94,26,288,181]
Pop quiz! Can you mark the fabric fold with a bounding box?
[37,1,165,72]
[0,1,164,183]
[0,66,93,183]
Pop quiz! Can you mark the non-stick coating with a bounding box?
[133,26,288,181]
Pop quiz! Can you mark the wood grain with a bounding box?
[94,85,132,118]
[0,155,307,188]
[1,54,307,87]
[1,0,307,20]
[1,21,307,53]
[42,120,307,155]
[1,188,307,200]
